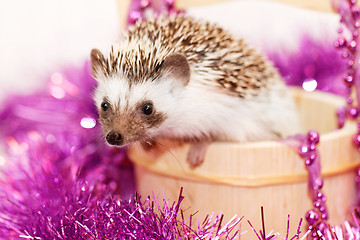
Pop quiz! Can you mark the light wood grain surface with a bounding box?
[118,0,131,30]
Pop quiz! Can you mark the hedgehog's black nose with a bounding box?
[106,130,123,146]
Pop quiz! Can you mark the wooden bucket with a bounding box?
[128,88,360,234]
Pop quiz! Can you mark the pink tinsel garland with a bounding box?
[0,63,244,239]
[1,0,360,239]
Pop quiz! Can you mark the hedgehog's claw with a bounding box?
[140,138,157,151]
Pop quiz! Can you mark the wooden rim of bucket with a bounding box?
[131,148,360,188]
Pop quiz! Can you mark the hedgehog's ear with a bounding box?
[161,53,190,86]
[90,48,106,79]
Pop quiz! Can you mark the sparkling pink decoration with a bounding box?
[333,0,360,210]
[127,0,181,25]
[0,63,242,239]
[333,0,360,128]
[248,207,303,240]
[280,130,329,238]
[267,38,347,97]
[297,131,329,237]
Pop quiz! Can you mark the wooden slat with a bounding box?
[269,0,333,12]
[118,0,131,30]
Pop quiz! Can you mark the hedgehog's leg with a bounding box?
[187,142,209,167]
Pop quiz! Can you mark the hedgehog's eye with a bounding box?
[142,102,153,115]
[101,101,109,111]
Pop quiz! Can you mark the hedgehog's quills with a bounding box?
[91,14,301,167]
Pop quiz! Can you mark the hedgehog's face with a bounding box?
[94,79,171,146]
[97,96,165,146]
[90,48,190,146]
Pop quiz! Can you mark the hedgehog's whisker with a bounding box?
[144,135,185,173]
[94,129,107,145]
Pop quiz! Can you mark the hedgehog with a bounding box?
[90,14,301,167]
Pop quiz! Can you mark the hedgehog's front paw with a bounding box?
[187,142,208,168]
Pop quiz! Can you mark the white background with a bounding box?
[0,0,121,102]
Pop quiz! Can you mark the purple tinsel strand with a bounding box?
[127,0,181,26]
[0,63,135,239]
[267,37,347,95]
[333,0,360,209]
[282,131,329,237]
[0,63,132,187]
[0,62,243,239]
